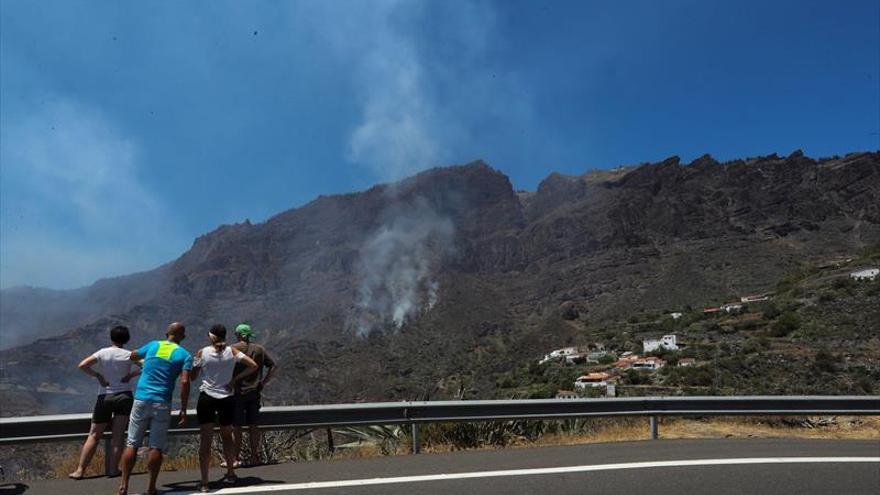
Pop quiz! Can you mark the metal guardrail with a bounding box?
[1,396,878,473]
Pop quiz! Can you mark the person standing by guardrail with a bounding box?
[192,324,258,492]
[118,322,192,495]
[230,323,278,467]
[69,325,140,480]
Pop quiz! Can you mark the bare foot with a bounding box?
[68,469,84,480]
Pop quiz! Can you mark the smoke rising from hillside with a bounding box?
[353,198,454,335]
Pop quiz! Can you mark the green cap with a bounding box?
[235,323,255,339]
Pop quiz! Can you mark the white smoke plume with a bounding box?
[353,198,454,335]
[292,0,504,181]
[291,1,509,333]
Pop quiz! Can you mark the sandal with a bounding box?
[68,471,84,480]
[200,484,210,493]
[221,473,239,484]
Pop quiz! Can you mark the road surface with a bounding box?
[8,438,880,495]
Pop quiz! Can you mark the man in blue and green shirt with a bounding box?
[118,322,192,495]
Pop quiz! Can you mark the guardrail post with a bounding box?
[326,428,335,453]
[104,435,113,476]
[649,416,658,440]
[411,423,420,454]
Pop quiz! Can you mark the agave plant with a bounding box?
[332,425,405,455]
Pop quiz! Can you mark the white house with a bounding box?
[564,353,588,365]
[586,351,609,362]
[669,312,683,320]
[643,335,678,353]
[850,268,879,281]
[632,357,666,371]
[574,372,611,389]
[539,347,579,364]
[722,302,743,313]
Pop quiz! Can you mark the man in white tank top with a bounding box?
[192,324,257,492]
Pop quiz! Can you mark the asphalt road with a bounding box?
[8,438,880,495]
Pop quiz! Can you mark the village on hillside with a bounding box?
[540,265,879,399]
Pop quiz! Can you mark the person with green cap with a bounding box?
[229,323,277,466]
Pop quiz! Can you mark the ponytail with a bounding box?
[208,324,228,352]
[209,332,226,352]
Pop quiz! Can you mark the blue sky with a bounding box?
[1,0,878,289]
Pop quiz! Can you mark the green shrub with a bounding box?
[817,292,835,304]
[735,319,762,331]
[812,349,838,373]
[741,340,760,354]
[757,301,781,320]
[662,365,713,387]
[596,354,616,365]
[769,312,799,337]
[700,320,721,332]
[624,369,652,385]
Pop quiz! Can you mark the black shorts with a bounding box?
[234,391,262,426]
[92,391,134,424]
[197,392,235,426]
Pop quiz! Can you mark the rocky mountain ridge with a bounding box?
[1,150,878,415]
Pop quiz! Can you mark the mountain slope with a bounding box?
[1,151,878,415]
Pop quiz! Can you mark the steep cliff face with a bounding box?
[2,152,878,414]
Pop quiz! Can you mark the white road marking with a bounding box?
[170,457,880,494]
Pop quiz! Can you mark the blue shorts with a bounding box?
[126,399,172,452]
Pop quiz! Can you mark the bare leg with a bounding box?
[232,425,243,465]
[70,422,108,478]
[146,448,163,495]
[118,445,137,494]
[220,425,236,478]
[199,424,214,488]
[110,415,128,475]
[248,424,261,465]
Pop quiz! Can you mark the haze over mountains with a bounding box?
[1,150,878,415]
